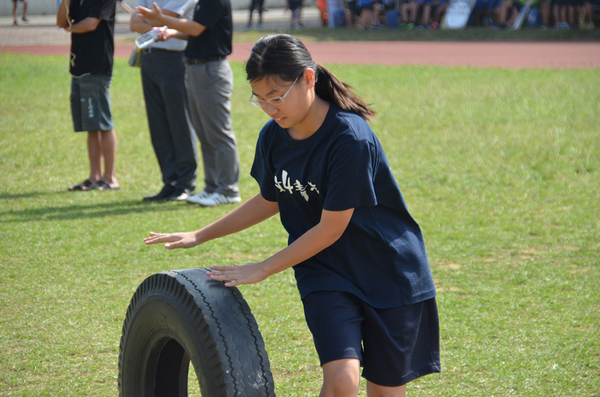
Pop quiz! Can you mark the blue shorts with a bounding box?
[70,74,114,132]
[303,291,440,387]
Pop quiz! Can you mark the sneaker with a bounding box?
[143,185,175,201]
[165,186,193,201]
[191,192,241,207]
[186,189,211,204]
[21,17,29,23]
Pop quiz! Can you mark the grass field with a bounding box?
[0,52,599,396]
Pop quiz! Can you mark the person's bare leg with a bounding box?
[567,5,575,26]
[13,1,18,24]
[22,0,28,20]
[87,131,103,183]
[320,359,361,397]
[541,1,549,25]
[422,4,431,25]
[99,129,119,187]
[367,381,407,397]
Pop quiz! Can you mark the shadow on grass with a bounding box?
[0,194,196,222]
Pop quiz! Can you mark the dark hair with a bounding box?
[245,34,375,121]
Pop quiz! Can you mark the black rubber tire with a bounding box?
[118,268,275,397]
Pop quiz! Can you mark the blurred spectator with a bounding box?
[401,0,423,27]
[494,0,516,27]
[12,0,29,25]
[540,0,552,27]
[317,0,329,25]
[379,0,397,24]
[328,0,347,26]
[422,0,448,27]
[357,0,378,29]
[577,0,594,28]
[288,0,304,28]
[345,0,360,26]
[573,0,594,30]
[472,0,500,25]
[432,0,449,24]
[246,0,265,29]
[507,0,538,27]
[553,0,571,27]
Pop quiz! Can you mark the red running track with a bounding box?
[2,41,599,68]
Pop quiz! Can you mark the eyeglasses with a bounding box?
[249,76,300,107]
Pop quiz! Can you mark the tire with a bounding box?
[118,268,276,397]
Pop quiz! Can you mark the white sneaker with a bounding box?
[186,190,210,204]
[193,192,241,207]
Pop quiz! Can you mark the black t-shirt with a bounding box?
[69,0,116,76]
[184,0,232,59]
[251,104,436,308]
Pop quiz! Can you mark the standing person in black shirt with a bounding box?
[57,0,120,191]
[136,0,241,207]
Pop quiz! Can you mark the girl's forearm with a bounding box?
[194,194,279,245]
[257,209,354,277]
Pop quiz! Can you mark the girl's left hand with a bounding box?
[135,2,164,22]
[207,263,270,287]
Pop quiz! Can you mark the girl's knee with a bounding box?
[321,359,361,397]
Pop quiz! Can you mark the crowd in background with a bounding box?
[312,0,598,29]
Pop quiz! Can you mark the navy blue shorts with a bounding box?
[302,291,440,387]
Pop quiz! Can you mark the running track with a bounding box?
[3,41,600,68]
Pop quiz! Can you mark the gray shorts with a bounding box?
[70,74,114,132]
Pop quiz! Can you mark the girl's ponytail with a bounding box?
[246,34,375,121]
[314,64,375,121]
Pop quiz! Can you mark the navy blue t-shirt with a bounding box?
[185,0,232,59]
[251,104,436,309]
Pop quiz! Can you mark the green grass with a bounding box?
[1,52,599,396]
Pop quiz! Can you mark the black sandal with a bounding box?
[68,179,97,191]
[96,180,121,191]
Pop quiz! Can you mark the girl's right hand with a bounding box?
[144,231,199,249]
